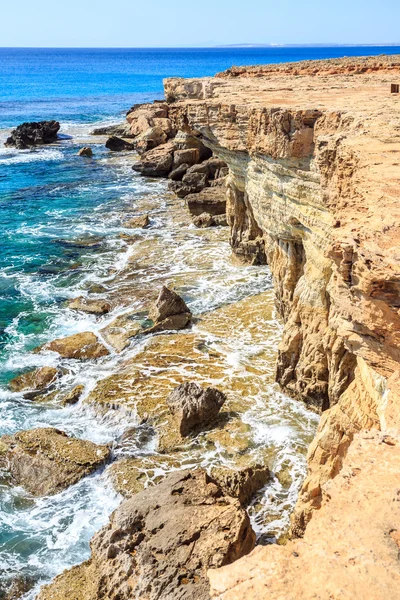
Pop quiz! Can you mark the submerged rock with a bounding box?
[146,285,191,333]
[67,297,111,315]
[105,136,134,151]
[0,575,37,600]
[210,465,270,506]
[5,120,60,149]
[167,381,226,436]
[0,428,110,496]
[38,332,109,360]
[37,469,255,600]
[77,146,93,157]
[9,366,59,396]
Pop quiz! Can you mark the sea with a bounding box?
[0,46,398,597]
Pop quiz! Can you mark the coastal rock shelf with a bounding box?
[160,55,400,595]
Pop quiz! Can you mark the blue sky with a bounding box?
[1,0,400,47]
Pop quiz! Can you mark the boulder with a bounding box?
[77,146,93,157]
[167,381,226,436]
[149,286,190,323]
[105,136,134,151]
[134,126,168,154]
[0,428,110,496]
[173,131,212,161]
[186,187,227,216]
[169,172,208,198]
[132,142,175,177]
[172,148,200,169]
[38,332,109,360]
[210,465,270,506]
[67,297,111,315]
[9,366,59,396]
[91,123,130,136]
[168,163,189,181]
[192,212,228,228]
[186,157,227,179]
[37,469,255,600]
[5,120,60,149]
[124,214,150,228]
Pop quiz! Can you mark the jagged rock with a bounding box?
[124,214,150,228]
[173,131,212,161]
[134,126,168,154]
[105,136,134,151]
[60,384,85,406]
[172,148,200,168]
[132,142,175,177]
[9,366,59,396]
[67,297,111,315]
[186,187,227,216]
[0,576,37,600]
[167,381,226,436]
[0,428,110,496]
[38,332,109,360]
[77,146,93,157]
[169,172,208,198]
[37,469,255,600]
[146,286,191,333]
[168,163,189,181]
[5,120,60,149]
[210,465,270,506]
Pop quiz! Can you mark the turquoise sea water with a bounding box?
[0,46,398,596]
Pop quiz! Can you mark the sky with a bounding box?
[1,0,400,47]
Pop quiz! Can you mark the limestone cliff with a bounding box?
[163,55,400,582]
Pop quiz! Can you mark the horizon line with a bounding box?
[1,43,400,50]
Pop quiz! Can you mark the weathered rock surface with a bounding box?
[38,332,109,360]
[5,120,60,149]
[9,366,59,396]
[67,297,111,315]
[105,136,134,152]
[37,469,255,600]
[132,141,175,177]
[77,146,93,157]
[0,428,110,496]
[210,465,270,506]
[208,431,400,600]
[167,381,226,436]
[91,123,130,137]
[60,384,85,406]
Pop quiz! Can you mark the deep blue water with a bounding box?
[0,46,399,595]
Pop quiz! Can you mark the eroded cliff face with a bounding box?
[164,55,400,551]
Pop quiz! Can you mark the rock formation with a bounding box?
[158,54,400,596]
[5,120,60,149]
[78,146,93,157]
[146,285,192,332]
[167,381,226,436]
[105,136,134,151]
[37,469,255,600]
[9,366,59,396]
[67,297,111,315]
[0,428,110,496]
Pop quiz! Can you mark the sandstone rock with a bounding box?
[147,286,191,333]
[5,120,60,149]
[168,163,189,181]
[172,147,200,168]
[67,297,111,315]
[9,366,59,395]
[38,332,109,360]
[60,384,85,406]
[124,214,150,228]
[37,469,255,600]
[107,453,179,497]
[91,123,129,136]
[100,314,142,352]
[186,187,227,216]
[77,146,93,157]
[0,428,110,496]
[170,172,208,198]
[187,157,227,179]
[192,212,217,228]
[210,465,270,506]
[105,136,134,152]
[134,126,168,154]
[132,142,175,177]
[0,576,36,600]
[167,381,226,436]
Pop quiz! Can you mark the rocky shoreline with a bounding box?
[3,53,399,599]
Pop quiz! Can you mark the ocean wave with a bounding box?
[0,147,64,165]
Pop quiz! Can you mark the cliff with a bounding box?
[162,55,400,594]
